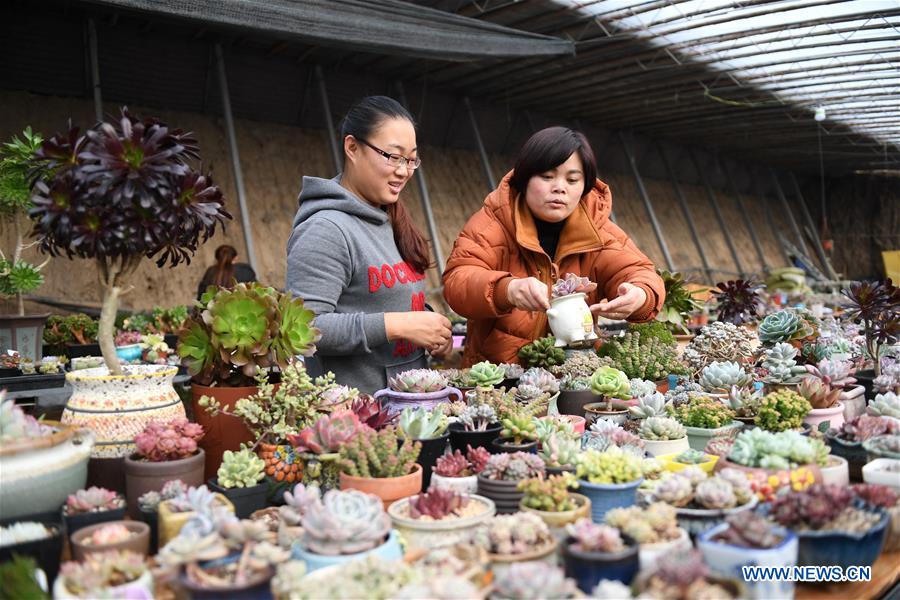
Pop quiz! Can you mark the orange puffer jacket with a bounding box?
[443,171,665,366]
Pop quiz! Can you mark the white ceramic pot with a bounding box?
[53,566,153,599]
[840,385,866,421]
[546,293,597,348]
[388,494,495,550]
[819,455,849,487]
[638,528,691,572]
[803,402,844,431]
[698,524,798,600]
[62,365,184,458]
[430,473,478,495]
[862,459,900,490]
[640,436,690,457]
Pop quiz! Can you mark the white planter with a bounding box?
[429,473,478,495]
[862,459,900,490]
[684,421,743,452]
[640,436,690,457]
[841,385,866,421]
[638,527,690,572]
[820,455,849,487]
[698,524,798,600]
[387,494,495,550]
[803,402,844,431]
[546,293,597,347]
[54,567,153,599]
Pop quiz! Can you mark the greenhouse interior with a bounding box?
[1,0,899,598]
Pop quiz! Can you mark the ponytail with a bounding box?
[212,245,237,288]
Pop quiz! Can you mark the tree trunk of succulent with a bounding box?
[99,279,122,375]
[13,214,24,317]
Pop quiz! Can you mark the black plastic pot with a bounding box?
[557,390,601,417]
[448,421,501,454]
[67,343,102,358]
[500,377,520,391]
[414,432,449,491]
[826,436,868,482]
[63,506,127,542]
[855,369,876,401]
[477,475,523,514]
[0,517,63,586]
[546,465,576,477]
[207,478,269,519]
[138,507,159,555]
[491,438,538,454]
[562,536,640,592]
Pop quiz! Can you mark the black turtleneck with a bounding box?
[534,217,567,261]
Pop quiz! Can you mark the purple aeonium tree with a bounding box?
[29,108,231,374]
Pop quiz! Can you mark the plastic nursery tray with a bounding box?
[0,372,66,394]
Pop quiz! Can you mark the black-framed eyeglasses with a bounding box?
[357,138,421,171]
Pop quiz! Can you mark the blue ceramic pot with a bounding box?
[291,529,403,572]
[181,553,273,600]
[794,511,889,569]
[578,478,642,522]
[115,344,143,362]
[561,536,639,593]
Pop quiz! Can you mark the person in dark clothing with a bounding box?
[197,244,257,300]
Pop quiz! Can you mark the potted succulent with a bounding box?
[71,521,150,560]
[716,429,828,493]
[499,362,524,389]
[287,409,362,492]
[538,432,580,476]
[638,416,689,457]
[627,389,667,421]
[862,458,900,489]
[552,351,609,416]
[699,361,752,396]
[656,269,703,336]
[598,322,688,383]
[54,550,152,599]
[536,413,585,438]
[518,366,560,394]
[659,448,719,475]
[561,519,639,591]
[157,484,235,546]
[760,342,808,392]
[806,357,865,420]
[852,483,900,552]
[493,410,539,454]
[338,425,422,508]
[397,406,449,490]
[491,561,579,599]
[518,472,590,530]
[477,452,545,514]
[517,336,566,370]
[0,521,64,585]
[0,128,50,361]
[183,283,322,477]
[135,479,187,554]
[842,279,898,382]
[546,273,599,348]
[683,321,756,373]
[387,487,496,550]
[697,511,797,600]
[62,486,126,540]
[207,449,267,518]
[584,366,631,424]
[0,396,94,521]
[725,385,762,426]
[606,502,691,572]
[271,555,422,599]
[864,434,900,461]
[43,314,100,358]
[754,389,811,433]
[826,415,899,480]
[29,111,229,473]
[768,483,889,568]
[672,394,741,451]
[712,279,763,327]
[374,368,463,417]
[448,403,501,453]
[575,447,644,521]
[473,512,558,573]
[634,549,743,599]
[123,418,205,517]
[758,309,818,348]
[869,391,900,422]
[431,445,491,495]
[650,467,758,536]
[350,394,395,430]
[467,361,507,389]
[581,419,644,455]
[797,376,844,429]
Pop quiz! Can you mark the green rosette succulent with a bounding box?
[217,449,266,488]
[178,321,219,382]
[272,293,321,363]
[208,284,278,371]
[518,336,566,369]
[469,361,505,388]
[590,366,631,400]
[758,310,817,346]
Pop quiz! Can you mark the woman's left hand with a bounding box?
[428,336,455,359]
[590,283,647,320]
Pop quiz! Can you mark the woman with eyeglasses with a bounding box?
[442,126,665,366]
[286,96,452,393]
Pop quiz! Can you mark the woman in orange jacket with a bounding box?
[443,127,665,366]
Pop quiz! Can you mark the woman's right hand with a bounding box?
[385,311,452,352]
[507,277,551,311]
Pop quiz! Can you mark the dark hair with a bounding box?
[212,244,237,287]
[509,127,597,199]
[339,96,431,274]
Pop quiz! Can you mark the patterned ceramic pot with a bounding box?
[259,442,302,483]
[62,365,184,459]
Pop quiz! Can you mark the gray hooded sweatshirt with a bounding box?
[286,175,426,393]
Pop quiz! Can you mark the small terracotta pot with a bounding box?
[339,464,423,508]
[191,383,257,479]
[71,520,150,560]
[124,450,205,518]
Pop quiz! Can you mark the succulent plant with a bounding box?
[518,367,559,394]
[433,445,490,477]
[597,325,687,381]
[513,384,548,406]
[769,484,854,529]
[715,468,754,505]
[683,321,756,372]
[712,279,764,325]
[466,361,505,388]
[672,395,735,429]
[458,403,497,432]
[338,426,420,479]
[761,342,807,384]
[727,429,830,470]
[714,511,782,549]
[566,518,626,553]
[551,351,612,379]
[606,502,681,544]
[288,410,362,454]
[216,449,266,488]
[725,385,762,418]
[389,369,448,393]
[491,561,579,600]
[551,273,597,299]
[759,310,813,346]
[755,389,811,432]
[575,447,643,485]
[805,358,857,390]
[0,395,51,442]
[704,436,736,458]
[665,380,704,408]
[868,392,900,419]
[699,361,752,391]
[638,417,686,441]
[534,415,577,443]
[655,269,703,334]
[350,395,396,430]
[874,362,900,394]
[842,279,899,377]
[864,434,900,457]
[474,512,553,555]
[398,407,448,440]
[64,487,124,515]
[628,390,667,420]
[695,477,737,509]
[538,433,581,468]
[590,366,631,405]
[58,550,148,598]
[851,483,900,508]
[499,363,524,379]
[798,377,841,410]
[519,472,578,512]
[627,378,656,398]
[409,488,468,519]
[133,418,204,462]
[559,375,592,392]
[480,452,546,481]
[291,484,391,555]
[138,480,187,512]
[674,449,709,464]
[828,415,900,443]
[653,473,694,507]
[500,413,538,444]
[582,419,644,454]
[273,555,415,600]
[517,336,566,369]
[647,549,715,593]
